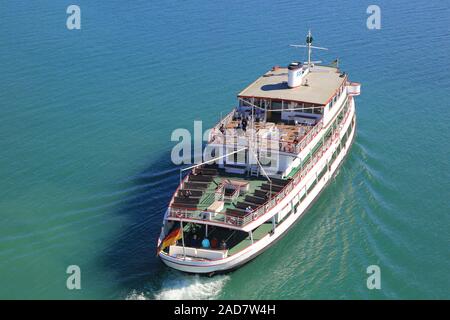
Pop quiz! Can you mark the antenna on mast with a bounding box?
[290,30,328,68]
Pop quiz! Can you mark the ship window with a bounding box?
[300,192,306,202]
[304,103,313,113]
[272,101,282,110]
[292,200,300,214]
[318,166,327,180]
[311,140,323,159]
[308,180,317,193]
[314,107,323,115]
[325,128,333,140]
[330,150,338,165]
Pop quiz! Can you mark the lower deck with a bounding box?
[175,220,274,257]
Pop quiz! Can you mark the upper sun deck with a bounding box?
[238,65,346,105]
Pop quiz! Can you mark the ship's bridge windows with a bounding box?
[239,97,253,108]
[301,103,313,114]
[313,107,323,115]
[271,101,282,110]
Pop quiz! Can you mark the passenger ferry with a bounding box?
[157,31,361,274]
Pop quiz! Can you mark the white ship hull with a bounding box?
[159,99,357,274]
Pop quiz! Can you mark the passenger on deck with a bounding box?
[245,206,253,214]
[220,239,227,250]
[210,237,218,249]
[201,212,209,220]
[191,234,199,247]
[219,124,225,135]
[202,238,211,248]
[182,190,192,198]
[241,118,248,132]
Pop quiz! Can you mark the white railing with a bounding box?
[209,119,322,155]
[169,245,228,260]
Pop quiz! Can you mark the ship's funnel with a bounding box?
[287,62,305,88]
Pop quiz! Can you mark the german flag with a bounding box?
[157,227,182,255]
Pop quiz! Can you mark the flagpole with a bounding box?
[181,220,186,260]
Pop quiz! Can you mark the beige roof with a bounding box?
[238,66,346,105]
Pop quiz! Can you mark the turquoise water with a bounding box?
[1,0,449,299]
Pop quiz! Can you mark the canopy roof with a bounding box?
[238,66,346,105]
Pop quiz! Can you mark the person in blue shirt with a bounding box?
[190,234,199,247]
[201,238,210,248]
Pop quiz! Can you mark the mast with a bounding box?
[306,29,313,67]
[290,30,328,69]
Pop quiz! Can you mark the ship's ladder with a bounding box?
[250,164,260,177]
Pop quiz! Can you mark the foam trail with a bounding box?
[126,274,230,300]
[154,275,230,300]
[126,291,149,300]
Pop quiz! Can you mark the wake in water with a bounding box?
[126,273,230,300]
